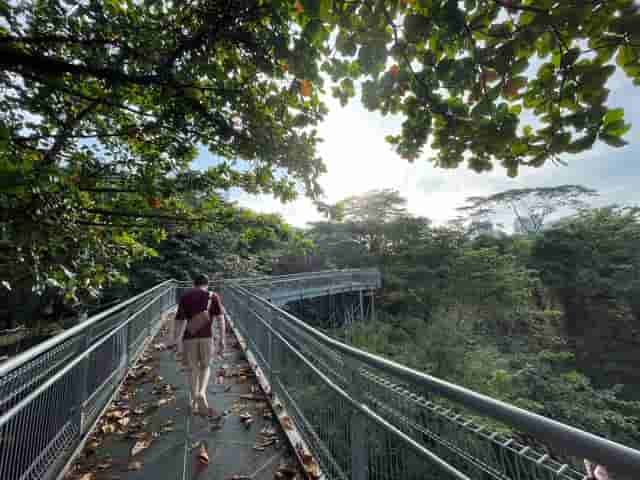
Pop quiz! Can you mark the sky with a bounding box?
[195,71,640,230]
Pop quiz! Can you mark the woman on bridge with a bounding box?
[173,273,225,420]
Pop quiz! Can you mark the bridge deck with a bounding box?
[66,319,302,480]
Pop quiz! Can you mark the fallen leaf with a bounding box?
[105,410,126,420]
[128,461,142,471]
[118,417,130,427]
[101,423,116,434]
[131,439,152,456]
[79,474,95,480]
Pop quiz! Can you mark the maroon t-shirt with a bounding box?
[176,288,223,340]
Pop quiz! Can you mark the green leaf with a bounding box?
[603,119,631,137]
[599,132,628,147]
[0,118,9,140]
[566,133,597,153]
[511,141,528,155]
[617,45,637,67]
[511,58,529,75]
[561,48,581,69]
[471,98,492,118]
[318,0,331,20]
[603,108,624,125]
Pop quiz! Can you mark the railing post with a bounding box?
[350,411,369,480]
[370,290,375,322]
[76,329,91,433]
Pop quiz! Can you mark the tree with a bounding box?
[531,207,640,389]
[2,0,639,322]
[111,206,311,298]
[324,0,639,174]
[0,0,328,307]
[459,185,598,234]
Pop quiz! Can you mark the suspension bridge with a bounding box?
[1,269,639,480]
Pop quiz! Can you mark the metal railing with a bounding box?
[0,281,176,480]
[239,268,381,304]
[223,281,640,480]
[2,269,640,480]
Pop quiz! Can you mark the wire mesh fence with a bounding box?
[224,281,640,480]
[0,281,175,480]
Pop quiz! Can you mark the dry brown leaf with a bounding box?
[118,417,130,427]
[86,440,100,450]
[131,439,152,456]
[79,474,95,480]
[100,423,116,434]
[105,410,125,420]
[127,461,142,471]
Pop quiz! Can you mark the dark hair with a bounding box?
[193,274,208,287]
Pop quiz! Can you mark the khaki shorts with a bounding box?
[182,338,212,369]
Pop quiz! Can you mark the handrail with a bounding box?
[229,268,379,285]
[232,283,640,477]
[0,279,173,377]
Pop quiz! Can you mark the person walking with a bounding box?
[173,273,225,419]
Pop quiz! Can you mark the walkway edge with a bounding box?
[225,314,324,480]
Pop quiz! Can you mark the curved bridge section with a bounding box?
[1,269,640,480]
[234,269,381,306]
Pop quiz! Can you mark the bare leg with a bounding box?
[184,339,200,411]
[198,366,211,405]
[188,367,200,410]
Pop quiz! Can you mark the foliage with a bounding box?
[532,206,640,305]
[315,189,640,447]
[311,189,532,329]
[442,245,532,333]
[0,0,327,315]
[487,350,640,447]
[2,0,637,191]
[322,0,639,174]
[459,185,598,234]
[2,0,639,321]
[103,203,312,299]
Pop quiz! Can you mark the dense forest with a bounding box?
[7,184,638,451]
[308,188,640,449]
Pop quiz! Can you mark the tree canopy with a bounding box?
[2,0,639,323]
[2,0,639,196]
[459,185,598,233]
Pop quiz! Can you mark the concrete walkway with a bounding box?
[66,319,302,480]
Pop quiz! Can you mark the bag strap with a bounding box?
[206,292,212,313]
